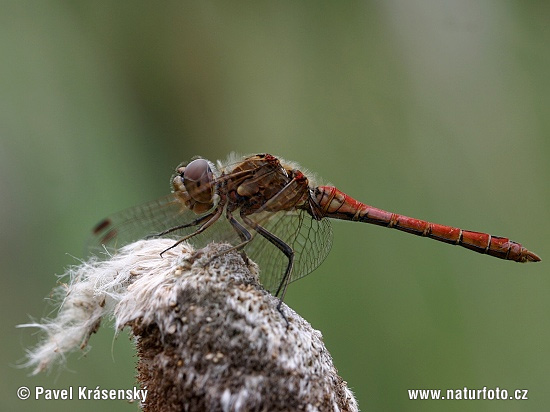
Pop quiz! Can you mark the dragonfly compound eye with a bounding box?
[183,158,215,204]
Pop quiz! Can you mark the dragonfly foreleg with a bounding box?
[147,212,214,239]
[159,206,224,256]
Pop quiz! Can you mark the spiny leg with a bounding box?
[227,211,253,244]
[204,211,254,265]
[159,206,224,256]
[242,215,294,326]
[146,212,215,239]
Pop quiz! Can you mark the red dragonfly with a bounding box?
[90,153,540,301]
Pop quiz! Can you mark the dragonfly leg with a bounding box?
[241,215,294,326]
[227,212,253,244]
[147,212,215,239]
[203,212,255,266]
[159,206,224,256]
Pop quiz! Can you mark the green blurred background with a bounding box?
[2,1,548,411]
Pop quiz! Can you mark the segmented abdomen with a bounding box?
[315,186,540,263]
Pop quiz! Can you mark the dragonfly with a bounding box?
[90,153,540,306]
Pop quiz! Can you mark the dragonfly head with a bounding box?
[173,158,216,213]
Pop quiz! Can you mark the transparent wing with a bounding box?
[243,209,333,295]
[86,194,239,258]
[87,194,333,295]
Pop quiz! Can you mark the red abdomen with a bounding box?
[314,186,540,263]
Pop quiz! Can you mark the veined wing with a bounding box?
[86,155,289,260]
[243,209,333,295]
[86,194,238,258]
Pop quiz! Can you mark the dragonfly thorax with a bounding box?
[223,155,312,216]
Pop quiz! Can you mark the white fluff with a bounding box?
[18,239,189,375]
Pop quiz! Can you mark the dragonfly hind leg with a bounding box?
[241,215,294,326]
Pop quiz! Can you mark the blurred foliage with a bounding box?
[2,2,548,411]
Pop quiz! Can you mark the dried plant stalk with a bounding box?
[20,239,358,411]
